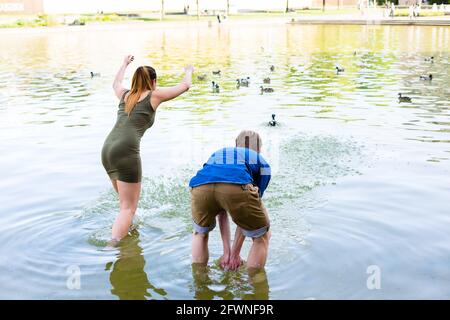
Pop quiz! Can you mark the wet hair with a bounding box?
[235,130,262,153]
[125,66,157,114]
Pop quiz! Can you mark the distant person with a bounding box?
[101,55,194,242]
[390,2,396,17]
[384,2,389,17]
[408,5,414,19]
[189,130,272,270]
[415,3,421,17]
[217,14,221,23]
[358,0,364,15]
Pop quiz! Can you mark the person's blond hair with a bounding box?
[235,130,262,153]
[125,66,157,114]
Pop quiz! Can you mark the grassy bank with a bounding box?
[0,9,360,28]
[0,9,446,29]
[0,14,59,28]
[393,9,445,17]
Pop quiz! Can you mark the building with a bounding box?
[0,0,43,14]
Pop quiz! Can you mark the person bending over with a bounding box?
[189,130,271,270]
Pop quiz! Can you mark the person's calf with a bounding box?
[247,231,271,269]
[111,208,136,240]
[192,232,209,265]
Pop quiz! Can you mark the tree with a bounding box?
[322,0,326,11]
[197,0,200,20]
[227,0,230,16]
[160,0,165,21]
[286,0,289,13]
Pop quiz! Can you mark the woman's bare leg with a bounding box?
[111,180,141,241]
[110,179,119,194]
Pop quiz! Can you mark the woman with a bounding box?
[101,55,193,242]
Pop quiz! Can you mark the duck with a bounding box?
[90,71,101,78]
[212,81,220,93]
[238,77,250,87]
[197,74,207,81]
[419,74,432,81]
[269,114,277,126]
[270,65,275,72]
[260,86,274,94]
[212,70,221,75]
[398,93,412,103]
[335,66,345,74]
[424,56,434,62]
[263,77,271,84]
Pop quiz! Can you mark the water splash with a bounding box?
[81,134,362,249]
[265,134,362,210]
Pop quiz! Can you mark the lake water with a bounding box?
[0,20,449,299]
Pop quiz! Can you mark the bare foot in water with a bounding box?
[104,238,120,250]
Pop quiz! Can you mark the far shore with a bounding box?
[1,8,449,33]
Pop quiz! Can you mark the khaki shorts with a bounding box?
[190,183,270,238]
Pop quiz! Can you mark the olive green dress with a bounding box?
[101,90,155,183]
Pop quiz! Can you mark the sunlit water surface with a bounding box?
[0,21,449,299]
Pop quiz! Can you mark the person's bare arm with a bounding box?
[228,227,245,270]
[151,65,193,109]
[113,55,134,99]
[218,211,231,269]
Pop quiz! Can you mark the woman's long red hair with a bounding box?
[125,66,157,114]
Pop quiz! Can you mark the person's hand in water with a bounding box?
[227,227,245,270]
[227,254,243,271]
[219,253,230,269]
[123,55,134,66]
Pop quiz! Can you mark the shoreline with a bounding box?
[0,16,292,35]
[1,12,449,35]
[289,16,450,26]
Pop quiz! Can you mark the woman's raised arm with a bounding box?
[112,55,134,99]
[151,65,194,109]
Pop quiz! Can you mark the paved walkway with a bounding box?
[289,11,450,26]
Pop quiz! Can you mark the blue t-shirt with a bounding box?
[189,147,271,197]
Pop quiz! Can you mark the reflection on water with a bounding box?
[191,264,269,300]
[107,230,167,300]
[0,21,449,299]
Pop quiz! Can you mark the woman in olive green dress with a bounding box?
[102,55,193,242]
